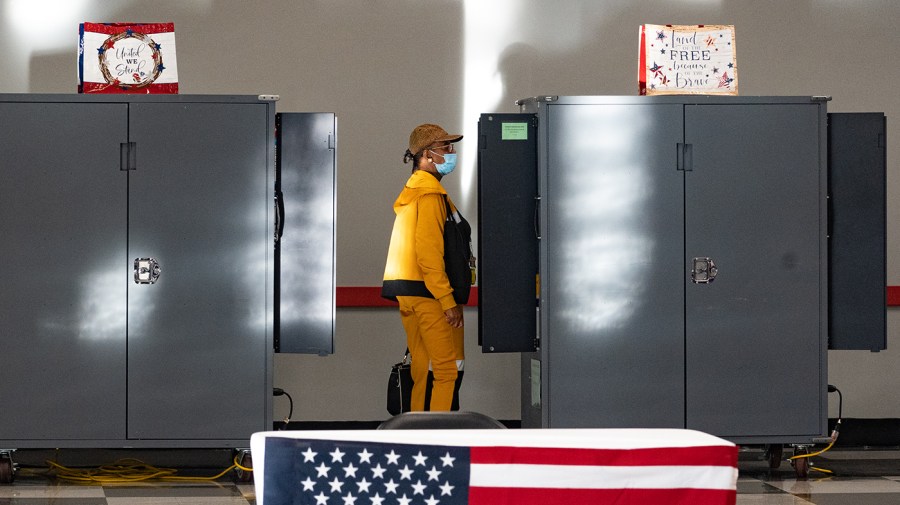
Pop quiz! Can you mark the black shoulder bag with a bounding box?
[443,195,475,305]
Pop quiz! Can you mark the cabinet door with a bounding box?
[126,102,270,440]
[544,103,685,428]
[684,104,824,438]
[0,101,128,440]
[477,113,539,353]
[828,113,886,351]
[276,112,336,354]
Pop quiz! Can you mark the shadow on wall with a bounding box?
[495,42,540,112]
[487,1,745,112]
[29,50,75,93]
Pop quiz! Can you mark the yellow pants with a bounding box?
[397,296,464,411]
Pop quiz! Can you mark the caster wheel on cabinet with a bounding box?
[0,454,14,484]
[765,444,784,470]
[234,450,253,483]
[791,448,810,479]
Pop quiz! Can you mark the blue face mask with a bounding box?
[433,152,458,175]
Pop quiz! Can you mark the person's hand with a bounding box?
[444,305,464,328]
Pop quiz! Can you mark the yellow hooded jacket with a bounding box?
[382,170,458,311]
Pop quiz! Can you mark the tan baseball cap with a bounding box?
[408,123,463,155]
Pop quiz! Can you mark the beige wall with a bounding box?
[2,0,898,422]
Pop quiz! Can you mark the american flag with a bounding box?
[257,431,737,505]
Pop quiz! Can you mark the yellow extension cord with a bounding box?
[41,456,253,484]
[788,439,836,475]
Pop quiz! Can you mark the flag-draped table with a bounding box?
[250,428,738,505]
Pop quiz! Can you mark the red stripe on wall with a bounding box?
[339,287,898,308]
[336,287,479,307]
[888,286,900,307]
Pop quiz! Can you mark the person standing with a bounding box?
[382,123,466,411]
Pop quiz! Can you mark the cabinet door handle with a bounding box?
[691,257,717,284]
[677,143,693,171]
[134,258,161,284]
[120,142,136,171]
[275,190,285,242]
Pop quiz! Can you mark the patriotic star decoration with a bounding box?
[292,441,466,505]
[718,72,734,88]
[649,61,667,82]
[655,30,667,41]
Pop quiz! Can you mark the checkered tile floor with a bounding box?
[736,448,900,504]
[0,480,255,504]
[2,449,900,504]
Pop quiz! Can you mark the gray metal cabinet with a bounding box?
[481,96,829,444]
[0,94,274,448]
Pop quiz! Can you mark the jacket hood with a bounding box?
[393,170,447,211]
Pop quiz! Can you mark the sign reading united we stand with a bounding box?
[78,22,178,94]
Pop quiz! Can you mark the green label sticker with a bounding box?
[501,122,528,140]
